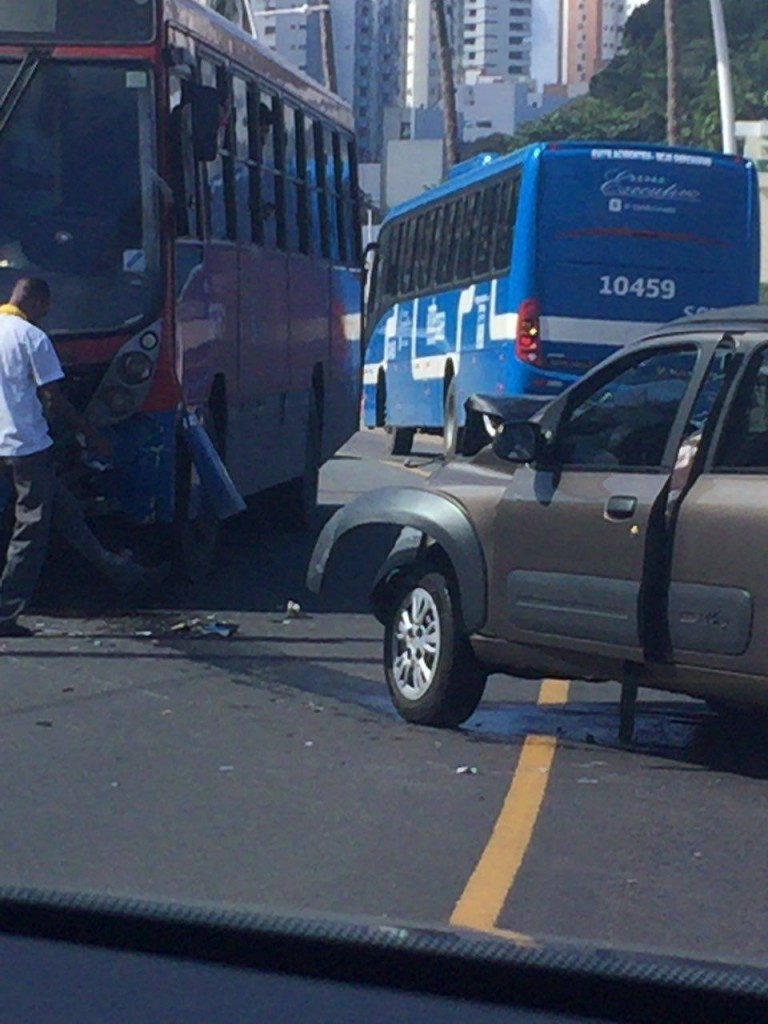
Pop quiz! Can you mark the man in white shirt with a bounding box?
[0,277,111,636]
[0,277,65,636]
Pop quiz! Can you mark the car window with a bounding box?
[713,346,768,471]
[557,347,698,470]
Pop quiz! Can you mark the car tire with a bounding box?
[443,377,464,459]
[387,426,415,456]
[384,570,487,727]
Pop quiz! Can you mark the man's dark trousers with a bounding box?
[0,448,55,625]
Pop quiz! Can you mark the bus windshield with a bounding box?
[0,0,155,43]
[0,60,162,336]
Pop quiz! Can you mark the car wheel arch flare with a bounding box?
[305,487,488,633]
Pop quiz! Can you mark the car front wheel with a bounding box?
[384,571,487,727]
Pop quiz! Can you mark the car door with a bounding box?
[667,336,768,689]
[486,341,716,663]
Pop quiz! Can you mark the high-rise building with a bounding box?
[249,0,312,74]
[355,0,406,161]
[462,0,533,81]
[558,0,628,89]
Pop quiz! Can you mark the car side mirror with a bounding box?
[492,421,542,463]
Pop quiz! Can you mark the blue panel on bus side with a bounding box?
[110,411,176,525]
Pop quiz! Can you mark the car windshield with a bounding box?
[0,60,162,335]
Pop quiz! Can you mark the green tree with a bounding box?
[475,0,768,154]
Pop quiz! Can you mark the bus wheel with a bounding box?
[443,377,464,458]
[281,391,321,530]
[387,426,415,456]
[383,570,487,727]
[173,417,221,582]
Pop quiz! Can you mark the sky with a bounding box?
[530,0,559,87]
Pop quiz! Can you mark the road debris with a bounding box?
[274,600,312,623]
[200,621,238,637]
[166,618,239,638]
[455,765,478,775]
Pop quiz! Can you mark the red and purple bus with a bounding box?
[0,0,362,577]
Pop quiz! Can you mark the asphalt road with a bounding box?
[1,429,767,970]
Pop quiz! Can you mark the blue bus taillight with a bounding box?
[516,299,544,367]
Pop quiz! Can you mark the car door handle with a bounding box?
[605,495,637,520]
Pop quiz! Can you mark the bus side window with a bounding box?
[311,122,331,259]
[283,103,300,251]
[216,65,237,241]
[332,133,348,264]
[474,184,499,278]
[435,202,457,287]
[341,136,359,266]
[198,59,231,242]
[382,222,401,309]
[493,172,520,272]
[168,75,201,239]
[232,74,252,244]
[399,218,416,296]
[456,192,478,282]
[427,205,444,288]
[412,213,427,293]
[323,128,340,261]
[257,92,284,250]
[304,118,321,256]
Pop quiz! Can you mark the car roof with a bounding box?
[641,304,768,341]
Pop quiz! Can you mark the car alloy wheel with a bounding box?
[391,585,442,700]
[384,570,487,727]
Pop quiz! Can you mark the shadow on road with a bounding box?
[464,695,768,781]
[31,495,401,620]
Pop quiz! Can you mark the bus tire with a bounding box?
[443,377,464,458]
[383,569,487,727]
[387,426,415,456]
[173,414,222,583]
[282,391,321,531]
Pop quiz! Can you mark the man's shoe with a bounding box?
[0,620,35,637]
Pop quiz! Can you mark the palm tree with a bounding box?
[665,0,679,144]
[430,0,460,171]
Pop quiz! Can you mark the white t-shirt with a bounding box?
[0,312,64,458]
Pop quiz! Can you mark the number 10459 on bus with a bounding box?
[599,275,676,299]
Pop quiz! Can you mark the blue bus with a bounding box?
[362,141,761,455]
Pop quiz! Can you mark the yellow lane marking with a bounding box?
[450,679,570,933]
[538,678,570,705]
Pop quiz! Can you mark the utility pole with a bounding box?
[709,0,735,153]
[430,0,459,172]
[665,0,679,145]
